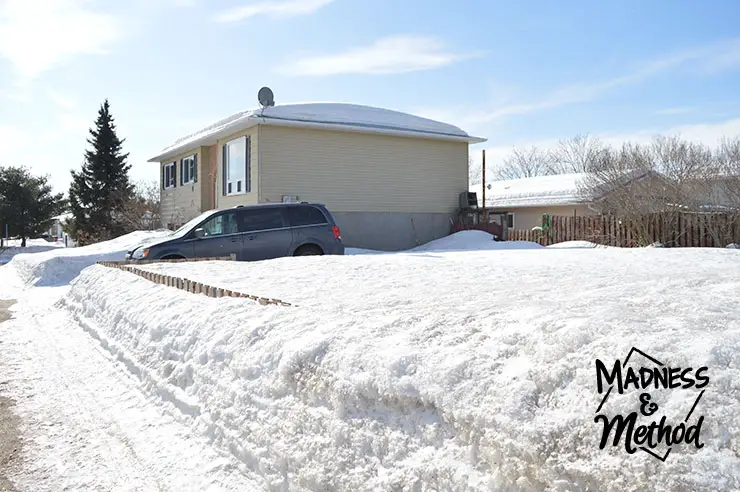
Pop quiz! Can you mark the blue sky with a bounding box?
[2,0,740,193]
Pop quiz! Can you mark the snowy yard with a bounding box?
[0,231,739,491]
[0,238,66,265]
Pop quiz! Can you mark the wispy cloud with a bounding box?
[280,35,481,77]
[213,0,335,23]
[0,0,121,80]
[655,107,694,116]
[420,37,740,132]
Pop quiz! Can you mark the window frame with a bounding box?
[180,154,196,185]
[163,162,176,189]
[223,136,250,197]
[506,213,515,229]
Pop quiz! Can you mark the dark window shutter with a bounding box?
[162,164,165,190]
[173,162,177,187]
[245,136,251,193]
[193,154,198,183]
[222,145,227,196]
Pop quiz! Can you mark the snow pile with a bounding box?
[411,230,543,252]
[6,230,171,286]
[59,248,740,491]
[547,241,609,249]
[1,243,64,264]
[344,232,542,255]
[727,243,739,249]
[154,103,481,161]
[472,173,590,208]
[2,238,66,248]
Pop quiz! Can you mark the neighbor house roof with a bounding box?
[472,173,591,208]
[149,103,487,162]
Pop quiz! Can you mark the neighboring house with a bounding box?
[472,170,672,230]
[472,173,598,230]
[148,102,485,250]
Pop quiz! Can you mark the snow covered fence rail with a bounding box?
[96,259,293,306]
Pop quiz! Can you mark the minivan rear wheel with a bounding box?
[294,245,323,256]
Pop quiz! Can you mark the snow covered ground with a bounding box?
[1,231,739,491]
[0,239,66,265]
[3,230,170,286]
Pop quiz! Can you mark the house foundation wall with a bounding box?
[331,212,454,251]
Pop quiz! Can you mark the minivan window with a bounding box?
[201,212,239,236]
[285,206,328,227]
[171,211,215,238]
[238,208,284,232]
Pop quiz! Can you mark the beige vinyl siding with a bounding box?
[159,147,205,228]
[493,204,597,230]
[258,126,468,214]
[200,145,217,211]
[214,127,259,209]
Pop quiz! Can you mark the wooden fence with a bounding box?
[507,228,545,243]
[509,212,740,247]
[96,258,292,307]
[451,222,505,239]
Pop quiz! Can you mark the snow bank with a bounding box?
[344,232,542,255]
[547,241,609,249]
[59,248,740,491]
[2,238,65,248]
[6,231,171,286]
[1,244,63,264]
[411,230,543,252]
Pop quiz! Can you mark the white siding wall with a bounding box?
[492,204,598,230]
[258,126,469,214]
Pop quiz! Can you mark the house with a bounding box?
[472,173,598,230]
[47,213,74,247]
[148,101,485,250]
[472,170,672,231]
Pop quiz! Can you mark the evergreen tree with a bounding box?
[69,99,132,244]
[0,166,65,247]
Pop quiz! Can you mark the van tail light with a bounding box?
[332,226,341,240]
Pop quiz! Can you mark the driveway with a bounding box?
[0,299,19,492]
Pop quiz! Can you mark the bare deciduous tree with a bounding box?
[551,134,606,174]
[494,146,554,180]
[118,180,162,231]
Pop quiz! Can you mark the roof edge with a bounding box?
[149,114,486,162]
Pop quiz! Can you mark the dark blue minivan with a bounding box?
[126,203,344,262]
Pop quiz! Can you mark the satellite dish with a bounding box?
[258,87,275,108]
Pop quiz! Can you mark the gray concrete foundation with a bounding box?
[331,212,454,251]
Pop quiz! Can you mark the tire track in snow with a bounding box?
[0,291,264,492]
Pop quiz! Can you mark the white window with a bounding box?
[180,154,197,185]
[223,136,249,196]
[163,162,176,189]
[506,213,515,229]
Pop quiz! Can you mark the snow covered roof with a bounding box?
[149,103,486,162]
[52,212,72,222]
[472,173,591,208]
